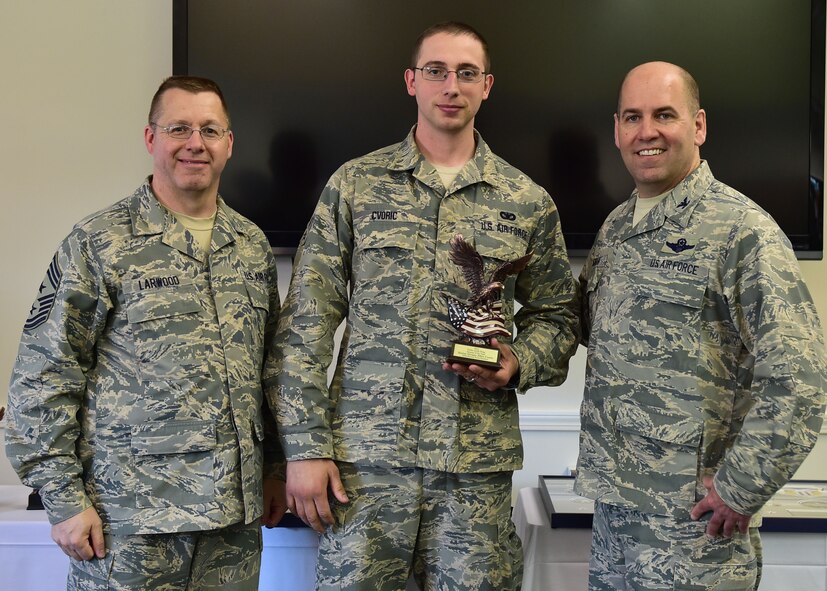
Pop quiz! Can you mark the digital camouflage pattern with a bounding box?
[6,180,284,534]
[576,162,827,518]
[316,464,522,591]
[589,501,760,590]
[269,128,580,473]
[67,520,262,590]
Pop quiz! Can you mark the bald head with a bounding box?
[617,61,700,116]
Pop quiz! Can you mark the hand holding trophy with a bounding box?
[445,234,531,369]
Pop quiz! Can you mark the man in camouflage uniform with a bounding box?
[576,61,827,590]
[269,22,579,591]
[5,76,286,590]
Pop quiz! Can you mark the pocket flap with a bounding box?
[126,281,201,323]
[474,232,528,262]
[355,219,418,251]
[633,265,708,309]
[131,420,216,455]
[614,401,702,447]
[342,359,405,393]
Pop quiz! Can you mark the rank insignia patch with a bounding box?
[24,253,62,331]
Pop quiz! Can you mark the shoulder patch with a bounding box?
[24,253,62,331]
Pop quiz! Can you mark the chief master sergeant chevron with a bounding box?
[576,61,827,590]
[5,76,286,590]
[269,21,580,591]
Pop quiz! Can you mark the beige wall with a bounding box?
[801,260,827,320]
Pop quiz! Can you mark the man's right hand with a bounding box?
[51,506,105,561]
[286,459,349,533]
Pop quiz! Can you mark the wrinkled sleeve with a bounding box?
[5,228,111,525]
[714,213,827,515]
[510,193,580,390]
[265,166,353,461]
[261,246,286,480]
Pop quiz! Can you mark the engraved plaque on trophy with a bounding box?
[445,234,531,369]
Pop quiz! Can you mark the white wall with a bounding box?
[0,3,825,492]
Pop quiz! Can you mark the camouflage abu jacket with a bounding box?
[6,180,284,534]
[575,162,827,517]
[269,128,580,473]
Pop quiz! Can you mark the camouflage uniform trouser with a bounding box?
[316,463,523,591]
[588,501,761,591]
[67,520,262,591]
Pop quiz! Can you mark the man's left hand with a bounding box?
[262,476,287,528]
[690,475,751,537]
[443,338,519,392]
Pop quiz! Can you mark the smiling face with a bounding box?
[404,31,493,139]
[614,62,706,198]
[144,88,233,210]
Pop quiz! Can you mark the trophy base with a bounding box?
[447,341,501,369]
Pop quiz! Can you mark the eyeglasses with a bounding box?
[413,66,487,83]
[151,123,230,142]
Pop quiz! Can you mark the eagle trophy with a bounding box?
[445,234,532,346]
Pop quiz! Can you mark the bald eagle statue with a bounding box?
[445,234,532,343]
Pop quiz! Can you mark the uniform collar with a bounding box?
[128,177,243,259]
[387,125,508,193]
[662,160,714,229]
[128,180,168,236]
[619,161,714,241]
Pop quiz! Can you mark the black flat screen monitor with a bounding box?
[173,0,825,258]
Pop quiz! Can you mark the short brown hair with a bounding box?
[411,21,491,73]
[148,75,231,126]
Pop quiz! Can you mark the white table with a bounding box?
[512,485,827,591]
[0,485,68,589]
[0,485,319,590]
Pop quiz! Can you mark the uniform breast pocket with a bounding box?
[351,220,418,307]
[130,420,216,508]
[625,264,708,372]
[126,281,203,379]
